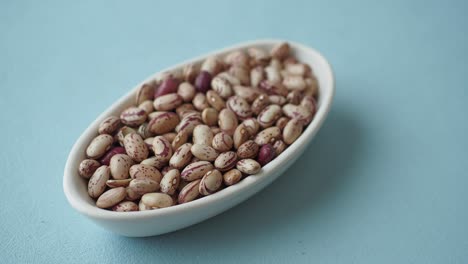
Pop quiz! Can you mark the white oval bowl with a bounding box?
[63,39,335,237]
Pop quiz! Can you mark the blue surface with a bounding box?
[1,0,467,263]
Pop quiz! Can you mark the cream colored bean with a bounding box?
[177,82,196,102]
[191,144,218,161]
[109,154,134,180]
[212,132,233,152]
[233,124,250,149]
[153,93,183,111]
[124,133,149,162]
[282,104,313,125]
[242,118,260,135]
[201,108,218,126]
[211,76,233,99]
[175,111,202,134]
[141,157,166,169]
[214,151,237,172]
[171,130,189,150]
[285,63,308,76]
[226,96,252,120]
[199,170,223,195]
[250,66,265,87]
[201,56,222,75]
[112,201,139,212]
[300,95,317,114]
[106,178,132,188]
[152,136,173,163]
[233,85,261,103]
[218,108,238,135]
[283,119,303,144]
[223,169,243,186]
[178,179,201,204]
[98,116,121,135]
[254,127,281,145]
[88,165,110,198]
[257,104,282,128]
[181,161,214,181]
[268,95,287,106]
[160,169,180,195]
[193,125,214,146]
[139,100,154,114]
[147,112,180,134]
[283,75,306,91]
[126,178,160,200]
[135,82,155,105]
[78,159,101,179]
[86,134,113,159]
[251,94,270,115]
[120,106,147,126]
[96,187,126,208]
[192,92,209,111]
[236,159,261,174]
[129,164,162,182]
[169,143,193,169]
[140,193,174,210]
[265,65,282,85]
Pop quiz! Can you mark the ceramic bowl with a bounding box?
[63,39,335,237]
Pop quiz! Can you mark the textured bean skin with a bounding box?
[79,42,319,211]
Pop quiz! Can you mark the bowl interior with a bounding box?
[63,39,335,219]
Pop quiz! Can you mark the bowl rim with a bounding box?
[63,39,335,220]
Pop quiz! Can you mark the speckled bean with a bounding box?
[223,169,242,186]
[88,165,110,198]
[159,169,180,195]
[236,159,261,174]
[237,140,259,159]
[124,133,149,162]
[153,93,183,111]
[98,116,121,135]
[199,170,223,195]
[129,164,162,182]
[96,187,126,208]
[109,154,134,179]
[214,151,237,172]
[254,126,281,145]
[169,143,193,169]
[193,125,214,146]
[120,107,147,126]
[148,112,180,134]
[112,201,139,212]
[86,134,113,159]
[178,179,201,204]
[78,159,101,179]
[181,161,214,181]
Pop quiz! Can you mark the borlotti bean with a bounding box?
[78,42,319,211]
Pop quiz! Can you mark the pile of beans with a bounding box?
[78,42,319,211]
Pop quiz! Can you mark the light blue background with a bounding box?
[1,0,467,263]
